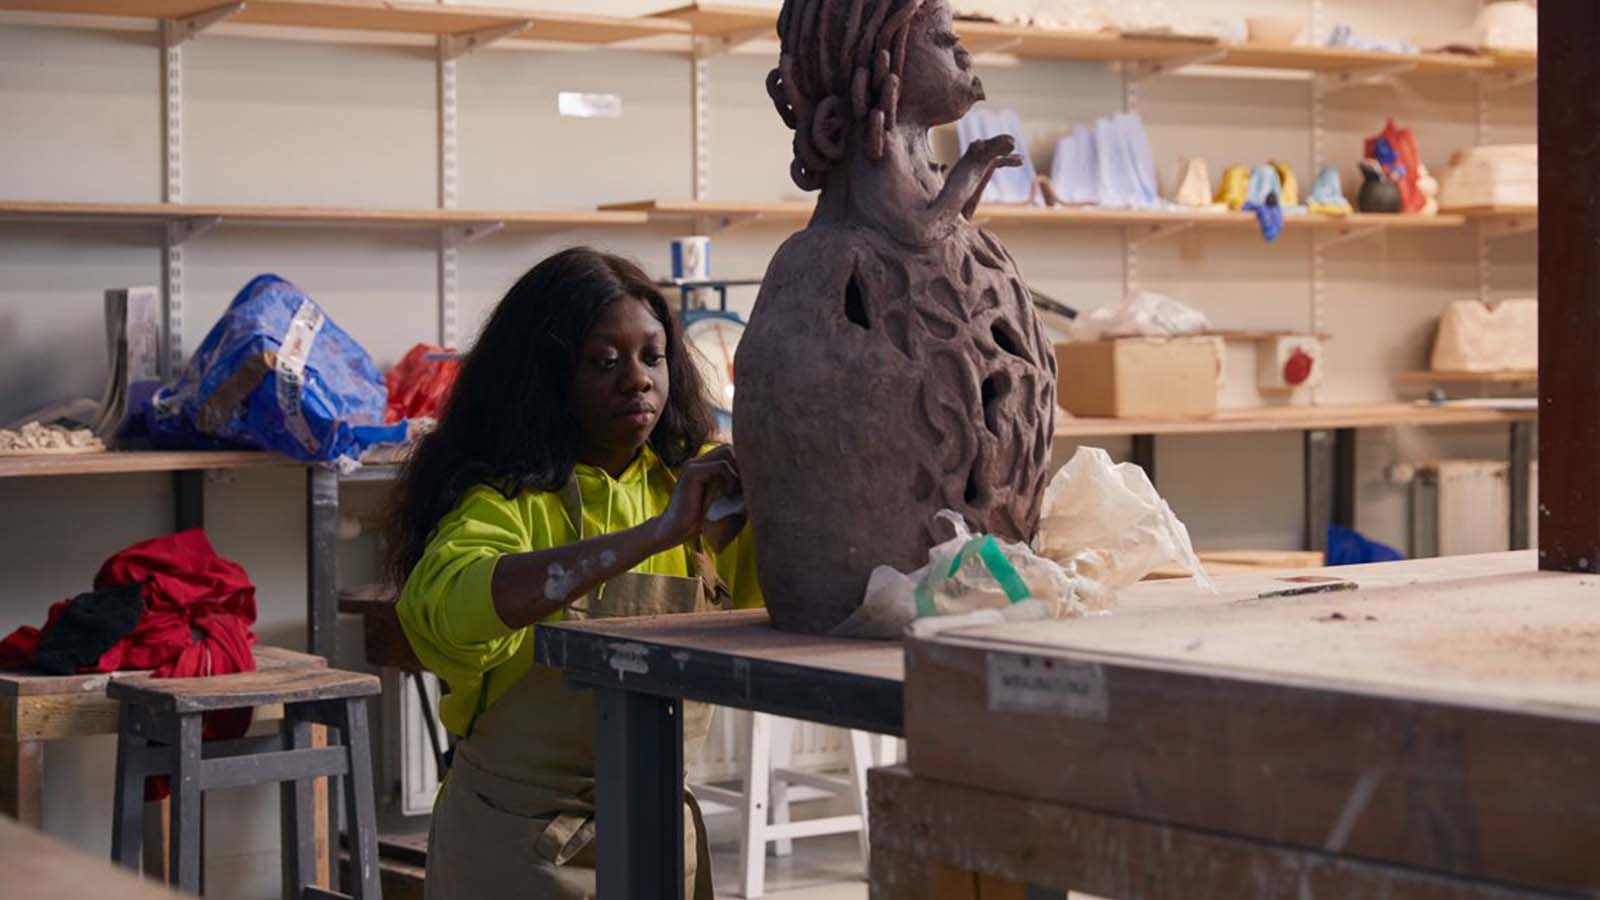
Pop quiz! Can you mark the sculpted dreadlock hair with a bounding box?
[767,0,927,190]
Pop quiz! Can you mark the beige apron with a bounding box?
[424,473,730,900]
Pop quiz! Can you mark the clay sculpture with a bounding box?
[733,0,1058,634]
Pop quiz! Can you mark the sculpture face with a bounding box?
[896,0,984,128]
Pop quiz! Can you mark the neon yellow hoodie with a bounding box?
[395,444,762,735]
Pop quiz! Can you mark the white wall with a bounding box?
[0,1,1534,896]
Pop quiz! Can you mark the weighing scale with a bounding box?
[658,278,762,433]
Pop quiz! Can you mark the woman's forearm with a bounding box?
[489,521,671,629]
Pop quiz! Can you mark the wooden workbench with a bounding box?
[888,552,1600,898]
[534,609,903,899]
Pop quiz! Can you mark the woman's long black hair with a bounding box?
[383,247,716,589]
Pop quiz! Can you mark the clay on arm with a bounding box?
[489,524,673,629]
[932,134,1023,223]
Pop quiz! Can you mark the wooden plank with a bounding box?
[0,645,324,697]
[603,199,1465,231]
[1054,402,1534,438]
[1217,44,1490,74]
[1441,204,1538,218]
[0,736,43,826]
[651,2,774,37]
[1537,5,1600,573]
[108,668,379,714]
[0,814,184,900]
[1396,370,1537,385]
[904,553,1600,893]
[0,0,688,44]
[869,767,1577,900]
[0,199,649,229]
[535,609,904,735]
[0,450,282,479]
[200,746,347,790]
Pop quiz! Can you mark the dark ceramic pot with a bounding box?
[1357,161,1402,214]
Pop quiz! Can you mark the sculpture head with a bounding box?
[768,0,984,190]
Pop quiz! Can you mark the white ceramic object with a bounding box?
[1256,335,1323,392]
[1431,299,1537,373]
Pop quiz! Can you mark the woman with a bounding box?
[386,247,761,899]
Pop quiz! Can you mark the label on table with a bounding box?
[985,652,1107,720]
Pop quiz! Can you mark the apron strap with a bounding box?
[534,811,595,866]
[558,463,734,612]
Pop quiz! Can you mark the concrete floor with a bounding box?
[709,833,867,900]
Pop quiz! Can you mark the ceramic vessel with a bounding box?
[1357,160,1403,213]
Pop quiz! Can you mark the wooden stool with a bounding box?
[107,667,383,900]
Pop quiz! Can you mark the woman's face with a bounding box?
[569,295,670,469]
[896,0,983,127]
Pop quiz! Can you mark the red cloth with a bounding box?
[0,529,258,799]
[1365,118,1424,214]
[385,343,460,423]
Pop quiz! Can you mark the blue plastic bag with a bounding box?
[1326,524,1405,566]
[150,274,405,468]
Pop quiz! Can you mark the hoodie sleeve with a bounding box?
[395,486,554,720]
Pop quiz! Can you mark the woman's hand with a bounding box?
[652,445,741,550]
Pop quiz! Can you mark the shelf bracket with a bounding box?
[692,212,763,235]
[1314,223,1382,250]
[442,221,505,248]
[1125,219,1195,247]
[166,216,220,246]
[1315,62,1417,93]
[441,20,533,59]
[963,35,1023,57]
[1475,69,1538,94]
[161,1,246,48]
[693,25,772,60]
[1480,215,1537,242]
[1126,49,1226,81]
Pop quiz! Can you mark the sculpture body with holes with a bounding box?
[733,0,1058,634]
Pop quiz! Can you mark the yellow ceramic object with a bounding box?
[1270,160,1300,207]
[1215,164,1251,210]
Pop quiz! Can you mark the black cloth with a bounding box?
[34,583,144,675]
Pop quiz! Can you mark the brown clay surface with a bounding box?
[735,0,1056,633]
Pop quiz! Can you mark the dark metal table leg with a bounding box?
[306,466,339,661]
[1304,428,1357,554]
[1510,420,1534,550]
[594,686,684,900]
[1130,434,1156,485]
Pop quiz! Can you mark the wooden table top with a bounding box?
[932,551,1600,719]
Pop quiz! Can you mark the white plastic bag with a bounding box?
[1068,291,1211,342]
[832,511,1082,638]
[1035,446,1212,608]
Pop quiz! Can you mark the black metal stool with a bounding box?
[108,666,383,899]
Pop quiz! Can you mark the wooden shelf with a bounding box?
[0,200,649,229]
[652,4,1507,76]
[1054,402,1534,439]
[608,199,1466,233]
[0,0,689,45]
[1443,204,1537,219]
[1396,370,1537,385]
[0,450,283,479]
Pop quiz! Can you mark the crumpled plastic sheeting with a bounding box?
[1034,447,1213,610]
[834,447,1211,638]
[1050,113,1165,210]
[1067,291,1210,342]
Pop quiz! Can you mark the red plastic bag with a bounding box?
[385,343,461,423]
[1364,118,1423,214]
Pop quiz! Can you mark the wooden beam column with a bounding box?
[1537,2,1600,572]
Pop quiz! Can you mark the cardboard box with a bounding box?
[1056,337,1218,418]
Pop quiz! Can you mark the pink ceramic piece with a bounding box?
[735,0,1058,634]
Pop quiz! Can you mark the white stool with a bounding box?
[692,712,900,898]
